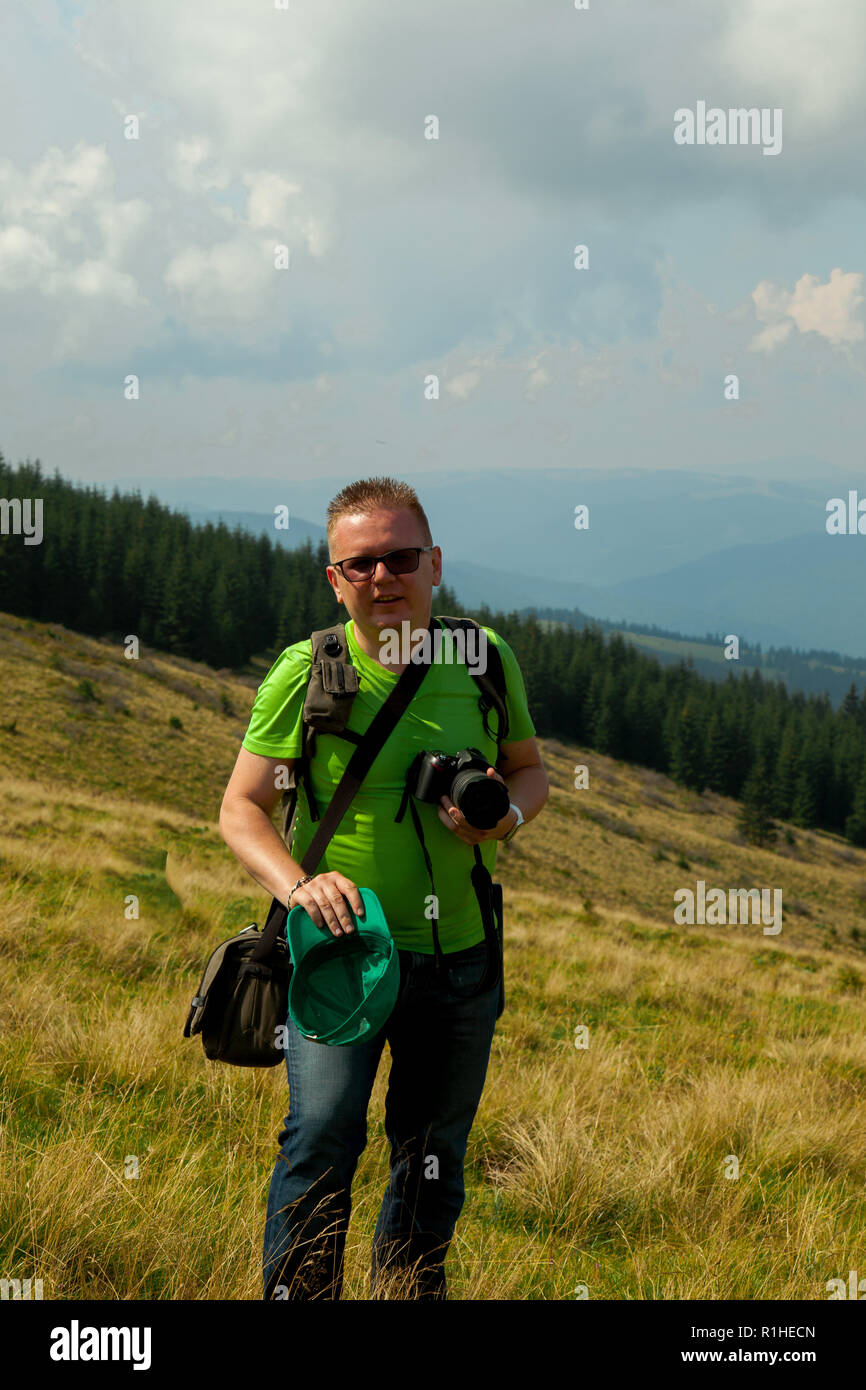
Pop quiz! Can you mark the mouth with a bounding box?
[373,596,403,605]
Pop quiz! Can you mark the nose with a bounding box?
[373,558,393,580]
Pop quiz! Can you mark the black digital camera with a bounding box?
[408,747,510,830]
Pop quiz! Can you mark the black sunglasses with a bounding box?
[331,546,434,583]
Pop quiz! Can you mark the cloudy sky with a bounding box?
[2,0,865,492]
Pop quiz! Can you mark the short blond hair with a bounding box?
[326,476,433,556]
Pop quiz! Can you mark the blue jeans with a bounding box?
[262,938,499,1300]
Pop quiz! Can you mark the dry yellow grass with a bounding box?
[1,611,865,1299]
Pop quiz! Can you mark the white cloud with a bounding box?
[0,142,112,224]
[751,320,793,352]
[73,3,318,161]
[96,199,151,263]
[243,171,301,230]
[751,268,865,350]
[720,0,866,125]
[48,260,142,307]
[0,141,149,274]
[167,137,231,195]
[445,370,481,400]
[0,139,152,357]
[0,225,58,289]
[240,171,331,257]
[163,234,278,327]
[524,363,551,401]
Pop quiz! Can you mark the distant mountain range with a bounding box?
[105,466,866,657]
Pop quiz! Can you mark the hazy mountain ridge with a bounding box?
[179,503,866,689]
[131,465,863,655]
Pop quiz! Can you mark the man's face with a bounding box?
[326,507,442,639]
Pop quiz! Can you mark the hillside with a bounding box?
[2,610,866,1299]
[533,615,866,709]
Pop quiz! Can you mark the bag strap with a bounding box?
[396,785,501,990]
[251,619,438,963]
[435,615,510,746]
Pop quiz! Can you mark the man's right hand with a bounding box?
[289,872,365,937]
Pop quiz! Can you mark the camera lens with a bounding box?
[451,769,510,829]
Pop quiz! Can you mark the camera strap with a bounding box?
[394,788,502,995]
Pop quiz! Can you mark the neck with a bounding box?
[350,613,433,672]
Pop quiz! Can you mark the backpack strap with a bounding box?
[305,625,361,730]
[436,615,510,749]
[280,624,362,841]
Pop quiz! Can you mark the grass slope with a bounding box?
[1,611,865,1300]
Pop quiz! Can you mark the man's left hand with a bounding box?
[437,767,516,845]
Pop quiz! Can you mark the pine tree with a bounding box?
[841,683,860,720]
[773,719,801,819]
[791,763,819,828]
[705,711,735,795]
[592,672,622,756]
[670,702,705,791]
[844,764,866,846]
[737,761,778,847]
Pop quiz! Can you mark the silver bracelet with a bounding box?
[288,874,314,908]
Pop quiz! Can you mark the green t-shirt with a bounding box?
[241,617,536,953]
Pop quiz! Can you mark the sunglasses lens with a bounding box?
[385,549,420,574]
[342,557,375,580]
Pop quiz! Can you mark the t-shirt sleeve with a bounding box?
[240,646,312,758]
[484,628,536,743]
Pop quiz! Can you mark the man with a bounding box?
[219,476,548,1299]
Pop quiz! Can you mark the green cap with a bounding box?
[286,886,400,1045]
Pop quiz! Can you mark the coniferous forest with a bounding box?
[3,453,866,847]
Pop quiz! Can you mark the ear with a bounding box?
[325,565,345,604]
